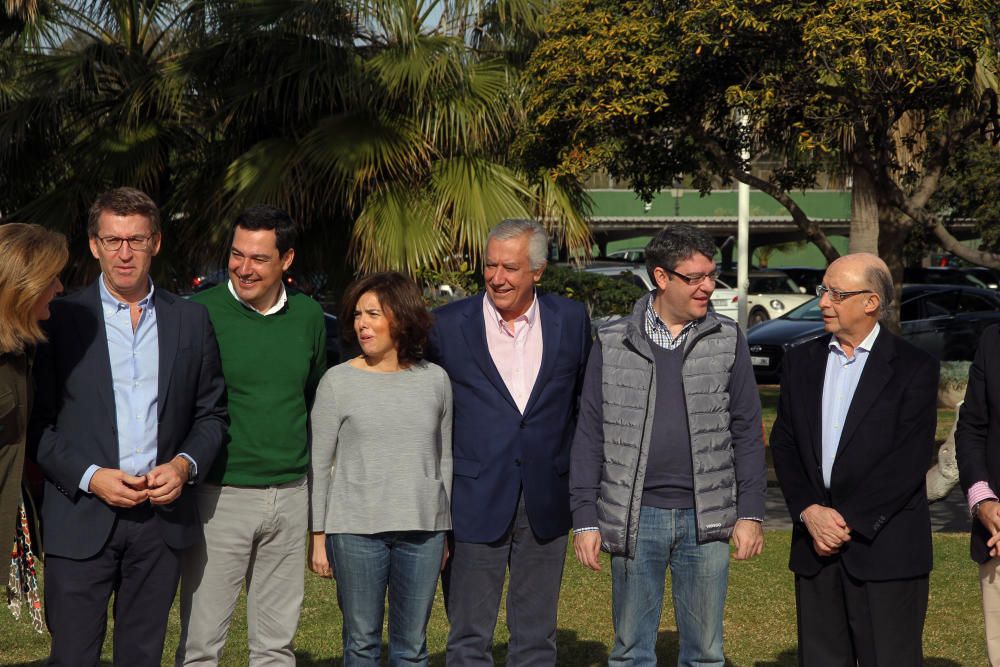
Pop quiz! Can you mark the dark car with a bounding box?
[903,266,989,289]
[774,266,825,294]
[963,266,1000,290]
[746,284,1000,383]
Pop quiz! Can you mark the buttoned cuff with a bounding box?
[968,481,998,516]
[573,526,599,535]
[80,464,100,493]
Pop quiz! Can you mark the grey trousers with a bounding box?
[175,477,308,666]
[443,496,568,667]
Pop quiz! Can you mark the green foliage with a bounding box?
[0,0,593,288]
[933,136,1000,253]
[539,264,645,318]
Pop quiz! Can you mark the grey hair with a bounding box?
[865,263,894,319]
[487,220,549,270]
[644,223,717,285]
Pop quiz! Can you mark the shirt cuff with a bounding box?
[573,526,600,534]
[968,481,998,515]
[80,464,100,493]
[177,453,198,484]
[738,517,763,523]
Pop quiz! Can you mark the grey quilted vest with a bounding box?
[596,293,738,557]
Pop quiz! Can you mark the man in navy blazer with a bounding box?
[31,188,227,667]
[427,220,591,666]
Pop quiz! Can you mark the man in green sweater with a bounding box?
[176,205,326,666]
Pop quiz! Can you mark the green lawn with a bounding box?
[0,531,984,666]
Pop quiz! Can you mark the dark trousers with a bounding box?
[443,495,567,667]
[795,558,928,667]
[45,506,182,667]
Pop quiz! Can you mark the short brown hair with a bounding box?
[87,187,161,237]
[0,223,69,353]
[340,272,433,366]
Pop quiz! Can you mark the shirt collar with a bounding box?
[227,278,288,316]
[484,291,538,335]
[99,274,154,317]
[829,322,881,356]
[645,296,700,335]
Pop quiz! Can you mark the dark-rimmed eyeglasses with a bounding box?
[664,267,720,286]
[96,235,156,252]
[816,284,872,303]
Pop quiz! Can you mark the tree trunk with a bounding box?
[877,209,910,335]
[849,165,879,254]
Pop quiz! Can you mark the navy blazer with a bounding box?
[31,281,228,560]
[956,325,1000,563]
[770,330,939,581]
[427,291,591,543]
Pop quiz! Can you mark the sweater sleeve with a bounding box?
[569,341,605,530]
[308,369,340,532]
[729,329,768,521]
[438,367,454,507]
[305,308,328,409]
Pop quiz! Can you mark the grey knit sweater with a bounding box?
[309,360,453,534]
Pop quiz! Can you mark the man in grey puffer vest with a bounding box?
[570,224,767,666]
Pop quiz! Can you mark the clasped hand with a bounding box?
[89,457,189,508]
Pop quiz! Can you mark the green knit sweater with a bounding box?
[192,284,326,485]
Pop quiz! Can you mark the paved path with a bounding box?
[764,483,970,533]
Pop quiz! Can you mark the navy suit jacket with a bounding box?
[770,330,938,581]
[427,291,591,543]
[31,281,228,560]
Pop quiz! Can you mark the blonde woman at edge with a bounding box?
[308,271,452,667]
[0,223,68,559]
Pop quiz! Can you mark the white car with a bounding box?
[583,263,739,320]
[720,270,813,327]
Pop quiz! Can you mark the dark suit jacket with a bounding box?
[427,291,591,543]
[770,329,938,581]
[956,325,1000,563]
[31,281,228,560]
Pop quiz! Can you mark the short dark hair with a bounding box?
[340,272,433,366]
[88,187,161,237]
[232,205,298,256]
[644,224,717,285]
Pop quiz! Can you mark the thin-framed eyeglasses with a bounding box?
[664,267,720,286]
[96,235,156,252]
[815,284,873,303]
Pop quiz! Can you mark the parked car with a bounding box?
[719,270,812,327]
[774,266,825,294]
[605,248,645,263]
[584,263,739,320]
[746,284,1000,383]
[323,313,344,367]
[962,266,1000,290]
[903,266,989,289]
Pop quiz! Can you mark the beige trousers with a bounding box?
[176,477,309,666]
[981,558,1000,666]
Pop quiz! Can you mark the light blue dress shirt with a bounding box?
[820,323,881,489]
[79,277,161,492]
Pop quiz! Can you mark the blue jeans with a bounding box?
[327,531,445,667]
[609,506,729,667]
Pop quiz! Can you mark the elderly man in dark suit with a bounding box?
[31,187,227,667]
[427,219,591,666]
[771,252,939,666]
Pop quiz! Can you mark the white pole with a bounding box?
[737,112,750,330]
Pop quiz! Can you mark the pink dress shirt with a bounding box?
[483,293,543,414]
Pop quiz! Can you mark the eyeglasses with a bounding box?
[816,284,873,303]
[96,235,156,252]
[664,267,720,286]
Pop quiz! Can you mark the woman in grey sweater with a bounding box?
[308,272,452,667]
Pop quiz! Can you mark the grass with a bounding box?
[0,532,984,666]
[2,391,970,665]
